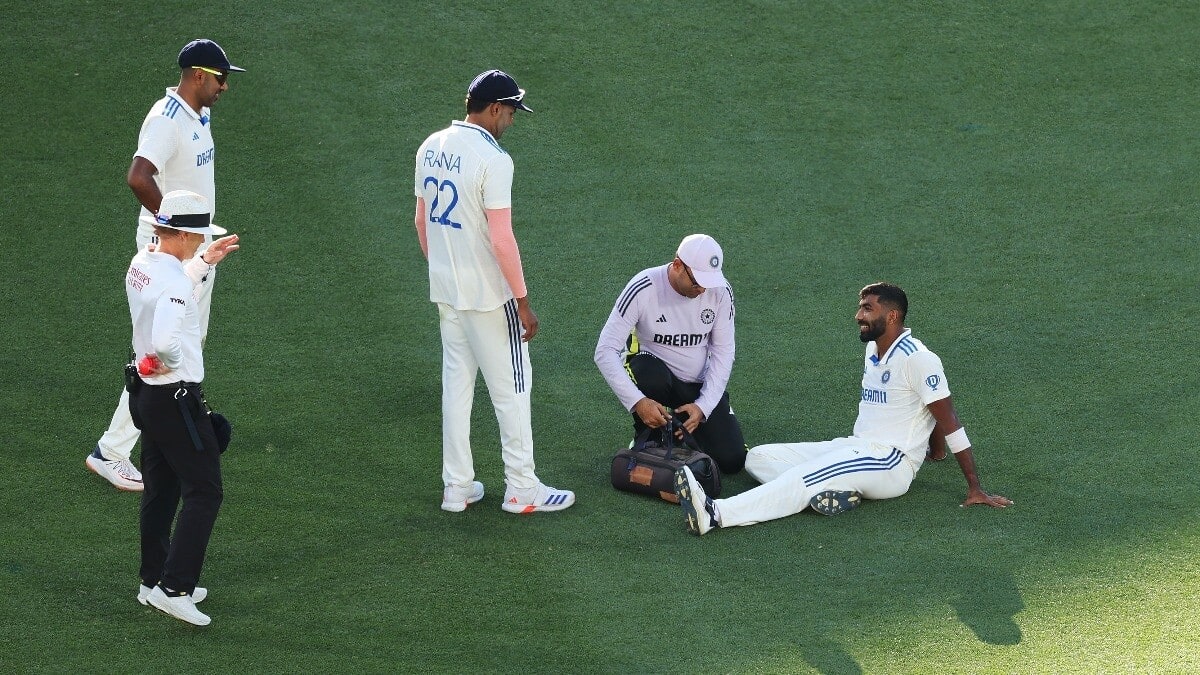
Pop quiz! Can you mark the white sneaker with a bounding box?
[501,483,575,514]
[86,446,143,492]
[146,586,211,626]
[441,481,485,512]
[675,466,717,536]
[139,584,206,605]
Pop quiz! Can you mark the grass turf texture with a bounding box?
[2,0,1198,672]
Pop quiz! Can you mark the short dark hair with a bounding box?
[860,282,908,320]
[465,97,493,114]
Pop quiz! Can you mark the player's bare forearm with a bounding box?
[127,157,163,213]
[954,448,1014,509]
[927,427,947,461]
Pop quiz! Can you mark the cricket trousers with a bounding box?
[438,299,539,492]
[627,352,747,474]
[133,382,223,595]
[717,437,918,527]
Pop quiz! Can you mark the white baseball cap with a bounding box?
[676,234,728,289]
[139,190,227,235]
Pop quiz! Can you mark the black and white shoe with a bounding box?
[674,466,718,536]
[809,490,862,516]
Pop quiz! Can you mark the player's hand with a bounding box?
[674,403,705,434]
[201,234,240,265]
[515,296,538,342]
[137,354,171,376]
[633,398,671,428]
[961,488,1013,509]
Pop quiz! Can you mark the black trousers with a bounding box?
[132,383,223,594]
[627,352,747,474]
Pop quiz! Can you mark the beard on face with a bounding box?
[858,317,886,343]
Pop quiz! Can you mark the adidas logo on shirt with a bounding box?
[656,315,667,323]
[192,132,200,140]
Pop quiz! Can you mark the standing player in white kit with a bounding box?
[87,39,245,491]
[414,69,574,514]
[675,282,1012,535]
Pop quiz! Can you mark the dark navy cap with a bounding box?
[178,39,245,73]
[467,69,532,112]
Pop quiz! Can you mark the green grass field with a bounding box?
[3,1,1198,672]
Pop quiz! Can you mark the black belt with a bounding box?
[144,381,202,389]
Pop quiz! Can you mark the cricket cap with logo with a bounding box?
[676,234,728,289]
[467,69,533,112]
[178,38,246,72]
[139,190,227,235]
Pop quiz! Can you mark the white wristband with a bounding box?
[945,427,970,453]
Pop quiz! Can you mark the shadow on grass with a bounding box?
[798,637,864,675]
[951,567,1024,645]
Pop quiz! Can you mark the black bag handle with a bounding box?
[664,418,703,459]
[631,418,702,458]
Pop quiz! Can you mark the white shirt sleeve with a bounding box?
[150,277,193,369]
[182,255,214,287]
[694,289,736,418]
[907,350,951,404]
[594,278,649,412]
[481,153,514,210]
[134,115,177,174]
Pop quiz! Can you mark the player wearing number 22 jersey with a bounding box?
[413,69,573,515]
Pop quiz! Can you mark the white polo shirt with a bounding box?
[594,264,736,418]
[126,247,205,384]
[134,88,216,244]
[853,328,950,459]
[414,120,514,311]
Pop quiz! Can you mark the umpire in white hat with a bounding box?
[126,190,239,626]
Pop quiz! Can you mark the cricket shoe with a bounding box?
[139,584,207,605]
[501,483,575,514]
[146,585,211,626]
[85,446,143,491]
[810,490,862,516]
[441,481,485,512]
[675,466,718,536]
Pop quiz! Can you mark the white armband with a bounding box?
[945,427,971,453]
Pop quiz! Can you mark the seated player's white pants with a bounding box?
[438,300,538,492]
[96,231,213,462]
[716,437,919,527]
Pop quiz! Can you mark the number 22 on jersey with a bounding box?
[423,177,461,229]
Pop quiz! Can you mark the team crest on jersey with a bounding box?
[881,370,891,384]
[700,308,715,325]
[925,374,941,390]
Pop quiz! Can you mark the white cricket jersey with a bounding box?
[853,329,950,459]
[134,88,216,242]
[414,120,515,311]
[126,247,206,384]
[594,264,736,417]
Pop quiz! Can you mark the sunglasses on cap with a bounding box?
[192,66,228,85]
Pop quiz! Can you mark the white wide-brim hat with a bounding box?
[138,190,227,235]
